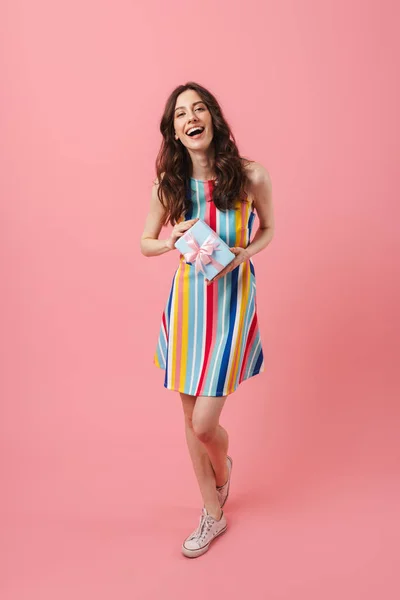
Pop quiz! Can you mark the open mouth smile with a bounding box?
[186,126,205,139]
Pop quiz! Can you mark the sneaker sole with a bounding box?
[181,525,228,558]
[218,455,233,508]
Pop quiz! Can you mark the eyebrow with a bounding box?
[174,101,205,112]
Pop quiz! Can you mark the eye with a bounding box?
[196,107,205,112]
[176,112,184,118]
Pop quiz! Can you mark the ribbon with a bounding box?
[183,232,225,276]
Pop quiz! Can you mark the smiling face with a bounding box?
[174,89,214,152]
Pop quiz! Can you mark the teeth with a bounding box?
[187,127,204,136]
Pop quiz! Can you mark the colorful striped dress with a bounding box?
[153,177,264,397]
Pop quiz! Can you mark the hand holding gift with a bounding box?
[209,246,250,285]
[165,217,200,250]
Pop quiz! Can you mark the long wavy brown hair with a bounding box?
[155,81,253,226]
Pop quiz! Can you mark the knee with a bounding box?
[184,413,194,430]
[192,419,216,443]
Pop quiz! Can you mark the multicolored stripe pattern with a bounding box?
[153,178,264,397]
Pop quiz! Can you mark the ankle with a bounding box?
[205,504,223,521]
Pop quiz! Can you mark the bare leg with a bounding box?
[192,396,229,487]
[180,393,229,520]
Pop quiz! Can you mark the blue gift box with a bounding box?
[174,219,235,280]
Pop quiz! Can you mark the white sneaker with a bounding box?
[181,507,227,558]
[216,455,233,508]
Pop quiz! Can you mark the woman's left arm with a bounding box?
[244,162,275,259]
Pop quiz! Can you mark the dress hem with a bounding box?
[153,360,265,397]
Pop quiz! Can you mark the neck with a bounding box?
[188,148,216,180]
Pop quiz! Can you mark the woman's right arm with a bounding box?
[140,180,198,257]
[140,181,172,257]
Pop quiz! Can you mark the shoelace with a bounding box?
[188,512,214,544]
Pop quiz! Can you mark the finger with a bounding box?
[212,270,225,282]
[206,258,238,284]
[185,218,198,228]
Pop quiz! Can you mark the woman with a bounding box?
[140,82,274,558]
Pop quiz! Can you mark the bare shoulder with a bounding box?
[243,160,272,189]
[242,160,274,229]
[152,171,165,187]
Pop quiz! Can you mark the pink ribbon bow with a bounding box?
[183,232,225,276]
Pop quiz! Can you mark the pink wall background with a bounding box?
[1,0,399,598]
